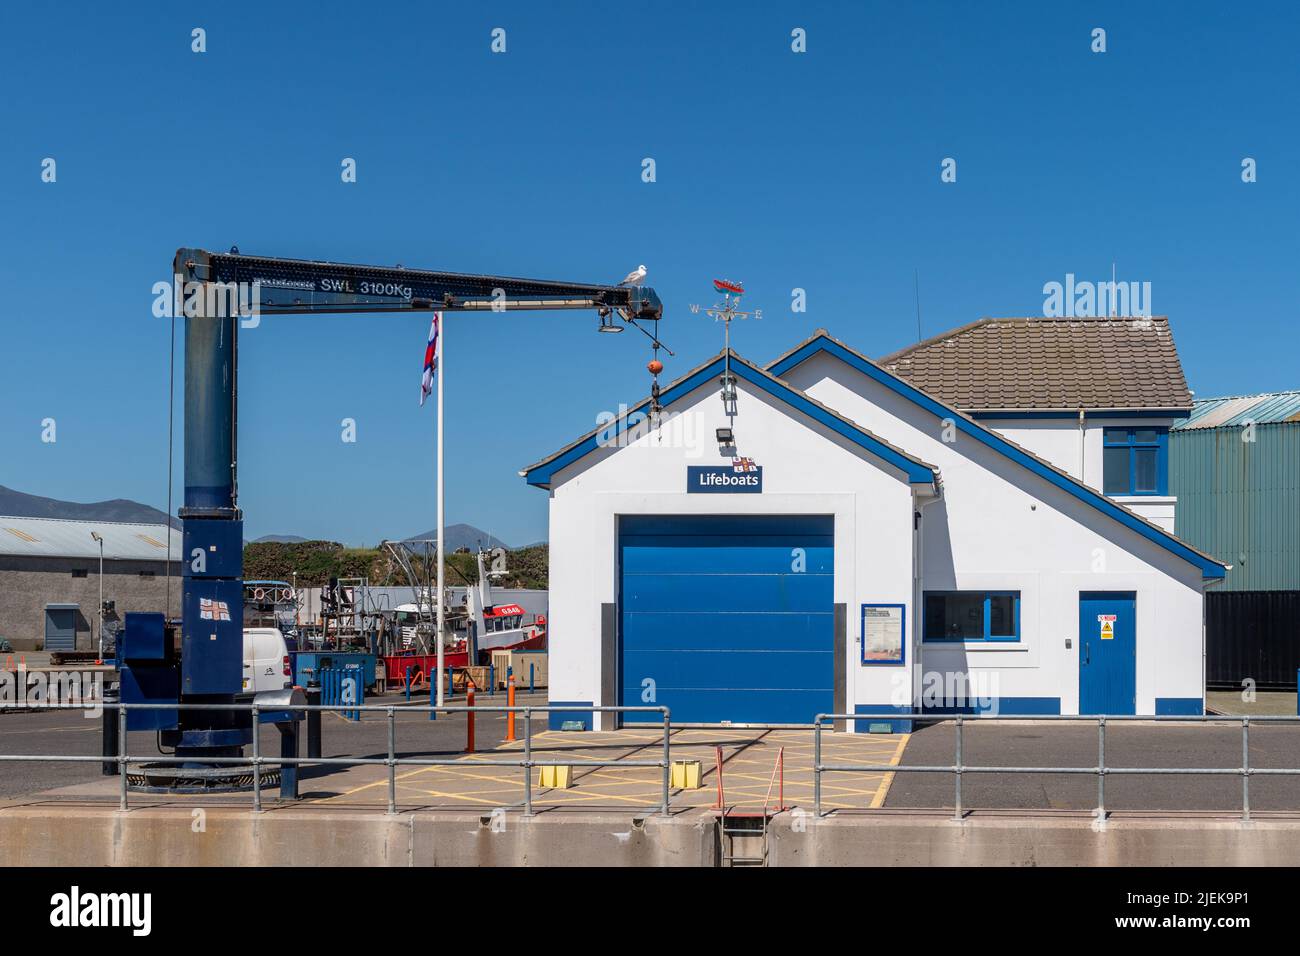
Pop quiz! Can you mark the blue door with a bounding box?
[619,515,834,725]
[44,605,78,652]
[1078,592,1136,715]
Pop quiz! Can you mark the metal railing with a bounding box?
[0,701,672,817]
[813,712,1300,820]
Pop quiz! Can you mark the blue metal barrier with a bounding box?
[321,666,363,721]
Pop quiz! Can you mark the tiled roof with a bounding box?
[878,317,1193,412]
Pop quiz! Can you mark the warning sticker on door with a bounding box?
[1097,614,1116,640]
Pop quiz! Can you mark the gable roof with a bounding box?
[521,349,939,490]
[877,316,1193,413]
[769,330,1227,581]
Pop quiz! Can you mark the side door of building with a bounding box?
[1078,591,1136,715]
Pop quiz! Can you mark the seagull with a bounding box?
[618,264,647,287]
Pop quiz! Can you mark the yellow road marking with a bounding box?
[308,728,910,810]
[870,733,910,808]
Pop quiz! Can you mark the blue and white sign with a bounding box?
[687,461,763,493]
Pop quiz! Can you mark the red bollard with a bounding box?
[506,676,516,742]
[466,680,476,753]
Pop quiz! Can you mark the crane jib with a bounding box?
[175,248,663,320]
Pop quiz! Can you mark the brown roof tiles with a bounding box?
[877,317,1193,412]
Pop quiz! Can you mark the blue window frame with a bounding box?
[923,591,1020,642]
[1102,427,1168,496]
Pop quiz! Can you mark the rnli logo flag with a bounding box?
[200,598,231,622]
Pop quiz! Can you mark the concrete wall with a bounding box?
[0,807,717,867]
[782,351,1206,716]
[0,557,182,649]
[545,376,918,729]
[5,804,1300,867]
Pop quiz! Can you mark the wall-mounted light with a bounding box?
[715,427,734,445]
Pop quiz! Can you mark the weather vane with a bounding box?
[690,279,761,418]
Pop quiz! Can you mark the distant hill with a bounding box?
[0,485,178,527]
[252,534,308,544]
[402,523,513,552]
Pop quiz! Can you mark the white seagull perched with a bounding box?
[618,264,647,287]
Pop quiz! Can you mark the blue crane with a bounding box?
[113,248,662,790]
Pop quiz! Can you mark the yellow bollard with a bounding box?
[671,759,703,789]
[538,765,573,789]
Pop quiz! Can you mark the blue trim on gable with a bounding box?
[770,337,1227,581]
[1154,697,1203,716]
[548,701,594,731]
[523,355,937,488]
[968,410,1192,421]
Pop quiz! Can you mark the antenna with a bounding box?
[914,268,922,342]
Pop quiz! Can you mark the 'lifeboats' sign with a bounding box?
[687,465,763,493]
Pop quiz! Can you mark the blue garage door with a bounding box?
[619,515,834,725]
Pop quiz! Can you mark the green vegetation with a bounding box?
[242,540,548,589]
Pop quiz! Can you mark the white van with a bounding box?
[242,627,292,694]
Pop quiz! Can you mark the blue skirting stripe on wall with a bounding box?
[921,697,1062,716]
[1155,697,1203,716]
[547,701,593,731]
[853,705,914,734]
[856,698,1062,730]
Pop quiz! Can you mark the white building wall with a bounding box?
[782,352,1205,716]
[981,417,1179,532]
[545,376,919,729]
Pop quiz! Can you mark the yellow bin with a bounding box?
[538,765,574,789]
[671,759,702,789]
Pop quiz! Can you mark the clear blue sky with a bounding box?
[2,1,1297,546]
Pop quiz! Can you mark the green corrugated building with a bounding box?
[1171,391,1300,688]
[1171,391,1300,590]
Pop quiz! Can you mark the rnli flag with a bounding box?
[420,313,440,406]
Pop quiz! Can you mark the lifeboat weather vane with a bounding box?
[690,278,761,419]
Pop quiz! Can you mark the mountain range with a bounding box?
[0,485,179,527]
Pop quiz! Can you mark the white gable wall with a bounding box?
[981,417,1179,531]
[544,374,919,729]
[782,351,1205,715]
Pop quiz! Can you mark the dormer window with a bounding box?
[1103,427,1168,496]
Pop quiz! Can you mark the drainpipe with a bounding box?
[912,492,942,711]
[1201,570,1231,712]
[1078,408,1086,483]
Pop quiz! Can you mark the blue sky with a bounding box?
[2,1,1297,546]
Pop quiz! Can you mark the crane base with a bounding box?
[127,763,280,794]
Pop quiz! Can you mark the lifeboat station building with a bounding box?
[522,318,1227,730]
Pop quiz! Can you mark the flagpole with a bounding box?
[435,313,446,707]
